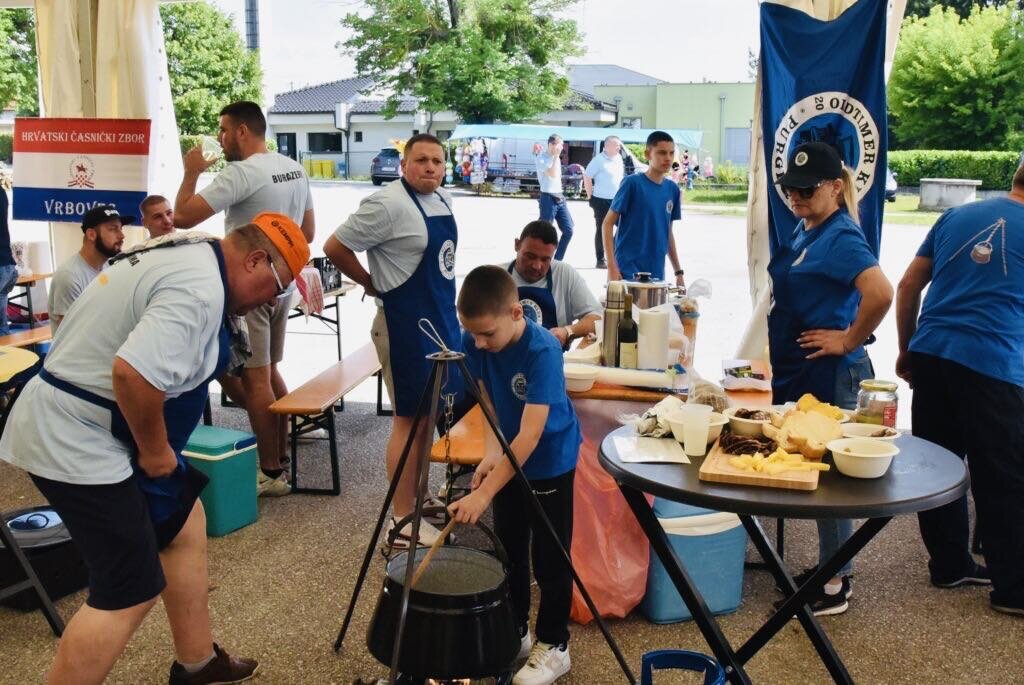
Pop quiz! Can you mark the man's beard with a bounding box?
[96,239,122,258]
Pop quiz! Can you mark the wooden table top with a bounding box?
[0,346,39,384]
[15,272,53,286]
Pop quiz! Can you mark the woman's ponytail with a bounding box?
[839,167,860,224]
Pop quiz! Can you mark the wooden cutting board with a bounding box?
[698,440,821,491]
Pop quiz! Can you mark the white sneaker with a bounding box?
[513,641,570,685]
[517,631,534,660]
[257,471,291,497]
[382,516,445,551]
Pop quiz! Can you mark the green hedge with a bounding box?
[888,150,1020,190]
[0,133,11,164]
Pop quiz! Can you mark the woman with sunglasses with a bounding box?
[767,141,894,616]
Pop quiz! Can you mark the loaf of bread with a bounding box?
[763,409,842,461]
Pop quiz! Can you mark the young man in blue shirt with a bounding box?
[896,162,1024,617]
[449,265,582,684]
[602,130,685,287]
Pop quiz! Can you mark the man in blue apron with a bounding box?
[507,220,602,349]
[325,133,463,548]
[0,213,309,685]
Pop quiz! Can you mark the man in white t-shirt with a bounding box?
[173,101,315,497]
[534,134,574,260]
[48,204,128,333]
[583,136,624,269]
[324,133,462,548]
[0,214,309,685]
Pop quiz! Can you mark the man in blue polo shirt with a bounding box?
[895,161,1024,617]
[602,130,685,287]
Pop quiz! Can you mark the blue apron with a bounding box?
[38,241,233,548]
[381,179,463,416]
[767,225,844,404]
[507,261,557,328]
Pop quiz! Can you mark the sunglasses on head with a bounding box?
[782,180,827,199]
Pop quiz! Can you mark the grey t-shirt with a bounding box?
[0,243,225,484]
[334,179,454,294]
[199,151,313,230]
[507,259,602,328]
[48,252,102,333]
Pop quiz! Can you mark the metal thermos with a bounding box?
[602,282,624,366]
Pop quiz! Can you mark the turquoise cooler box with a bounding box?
[182,425,258,537]
[641,499,747,624]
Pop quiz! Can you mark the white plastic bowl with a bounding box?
[705,412,729,444]
[827,438,900,479]
[723,406,772,437]
[841,423,900,441]
[563,363,599,392]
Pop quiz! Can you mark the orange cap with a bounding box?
[251,212,309,278]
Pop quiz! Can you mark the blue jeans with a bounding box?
[0,264,19,336]
[538,193,574,261]
[816,353,875,577]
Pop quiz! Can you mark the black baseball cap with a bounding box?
[81,204,136,230]
[776,142,843,189]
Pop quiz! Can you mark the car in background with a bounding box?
[885,167,897,202]
[370,147,401,185]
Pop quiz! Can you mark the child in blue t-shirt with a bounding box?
[449,265,581,684]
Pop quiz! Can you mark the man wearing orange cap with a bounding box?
[0,213,309,685]
[174,101,315,497]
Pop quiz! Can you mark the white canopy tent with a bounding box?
[2,0,908,344]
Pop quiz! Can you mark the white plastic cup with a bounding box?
[201,135,223,162]
[677,404,713,456]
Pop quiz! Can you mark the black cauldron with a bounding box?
[367,516,518,679]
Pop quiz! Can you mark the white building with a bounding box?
[266,76,618,177]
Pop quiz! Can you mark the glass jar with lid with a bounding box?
[855,380,898,427]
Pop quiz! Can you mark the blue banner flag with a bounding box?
[760,0,889,256]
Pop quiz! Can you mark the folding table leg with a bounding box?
[736,515,891,684]
[327,411,340,495]
[618,484,751,685]
[0,517,64,636]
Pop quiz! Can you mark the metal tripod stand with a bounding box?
[334,326,637,683]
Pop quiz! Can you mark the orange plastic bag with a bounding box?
[569,433,652,624]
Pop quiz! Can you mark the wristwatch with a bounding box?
[564,326,574,340]
[674,269,685,277]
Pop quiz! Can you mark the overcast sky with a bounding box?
[211,0,761,101]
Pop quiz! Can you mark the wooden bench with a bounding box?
[0,326,52,349]
[269,343,383,495]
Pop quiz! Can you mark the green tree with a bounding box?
[906,1,1023,19]
[888,5,1024,150]
[0,9,39,115]
[340,0,583,124]
[161,3,262,135]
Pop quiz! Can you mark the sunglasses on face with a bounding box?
[782,181,827,199]
[266,255,287,297]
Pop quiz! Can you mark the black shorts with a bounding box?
[29,473,168,610]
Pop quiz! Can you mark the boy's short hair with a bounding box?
[518,220,558,246]
[220,101,267,136]
[458,265,518,319]
[646,130,674,148]
[547,134,562,145]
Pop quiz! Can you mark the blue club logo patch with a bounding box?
[521,298,542,322]
[438,239,456,280]
[511,372,528,401]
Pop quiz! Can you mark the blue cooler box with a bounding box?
[182,425,258,537]
[641,499,747,624]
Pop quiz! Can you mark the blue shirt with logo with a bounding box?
[610,173,682,280]
[462,320,581,480]
[768,209,878,372]
[910,197,1024,386]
